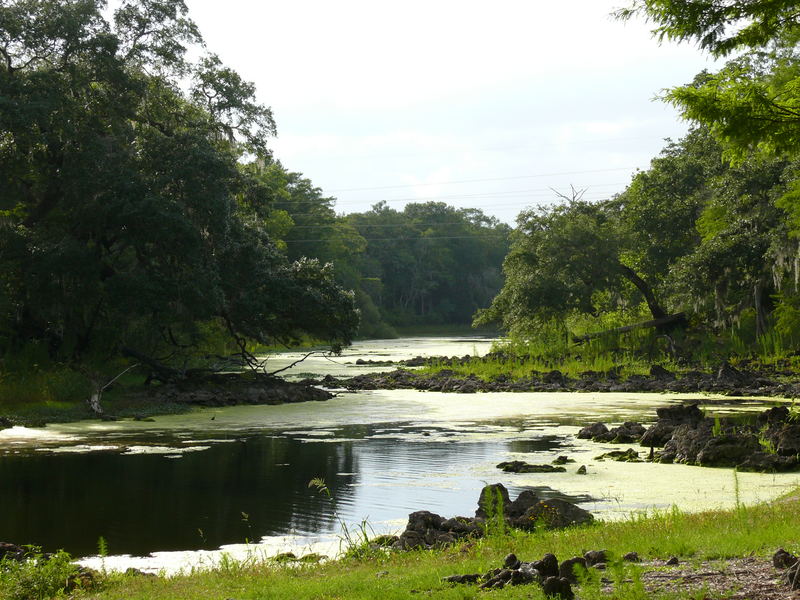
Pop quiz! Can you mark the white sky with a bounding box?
[183,0,717,224]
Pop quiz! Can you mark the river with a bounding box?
[0,336,797,573]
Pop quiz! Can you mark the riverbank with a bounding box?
[0,374,332,429]
[13,486,798,600]
[325,357,800,398]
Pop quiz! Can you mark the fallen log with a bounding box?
[572,313,686,344]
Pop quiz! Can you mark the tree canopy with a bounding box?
[619,1,800,158]
[0,0,359,367]
[479,125,800,348]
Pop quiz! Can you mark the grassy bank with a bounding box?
[20,488,794,600]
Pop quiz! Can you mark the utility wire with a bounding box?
[269,182,627,207]
[328,166,636,193]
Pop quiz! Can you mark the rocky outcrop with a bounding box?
[442,548,640,597]
[580,403,800,472]
[322,359,800,397]
[496,461,566,473]
[147,374,333,407]
[640,403,705,447]
[392,484,593,551]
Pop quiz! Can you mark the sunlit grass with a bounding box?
[79,490,800,600]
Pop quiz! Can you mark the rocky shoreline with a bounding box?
[0,374,332,430]
[576,402,800,472]
[378,483,800,598]
[310,358,800,397]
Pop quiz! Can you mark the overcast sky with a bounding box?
[183,0,717,224]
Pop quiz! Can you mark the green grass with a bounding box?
[419,350,679,381]
[73,490,800,600]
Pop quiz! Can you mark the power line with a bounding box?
[284,234,510,243]
[270,182,627,207]
[327,167,637,193]
[271,191,617,219]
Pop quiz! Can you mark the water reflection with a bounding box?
[0,436,356,556]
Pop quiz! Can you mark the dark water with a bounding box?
[0,424,580,557]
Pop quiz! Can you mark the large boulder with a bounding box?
[640,403,704,447]
[513,499,594,530]
[577,422,608,440]
[475,483,512,520]
[696,435,760,467]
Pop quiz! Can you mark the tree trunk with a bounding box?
[754,282,767,338]
[618,264,667,320]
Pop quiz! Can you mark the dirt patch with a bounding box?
[633,557,799,599]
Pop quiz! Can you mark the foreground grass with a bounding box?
[78,490,800,600]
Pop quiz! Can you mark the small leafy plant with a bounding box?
[0,548,81,600]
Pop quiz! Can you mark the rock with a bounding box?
[543,370,565,384]
[649,365,675,380]
[773,548,798,569]
[736,452,798,472]
[660,423,712,463]
[509,569,537,585]
[272,552,297,562]
[716,362,747,385]
[394,530,426,550]
[124,567,156,578]
[497,460,567,473]
[758,406,790,426]
[558,556,587,582]
[584,550,608,566]
[299,553,327,563]
[0,542,27,561]
[552,455,574,465]
[623,551,640,562]
[369,534,399,547]
[406,510,445,533]
[0,417,14,429]
[665,556,679,566]
[515,499,594,530]
[603,421,646,443]
[67,567,98,591]
[507,490,540,519]
[576,465,587,475]
[132,415,155,422]
[517,562,544,582]
[479,568,513,589]
[442,573,481,584]
[594,448,641,462]
[503,553,521,569]
[696,435,759,467]
[577,422,608,439]
[475,483,511,519]
[541,576,574,599]
[640,403,705,447]
[530,553,560,578]
[770,423,800,456]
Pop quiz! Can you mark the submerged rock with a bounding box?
[497,460,567,473]
[594,448,641,462]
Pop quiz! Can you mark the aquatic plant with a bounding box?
[308,478,380,560]
[711,415,723,437]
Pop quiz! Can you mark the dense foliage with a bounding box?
[479,124,800,354]
[0,0,359,369]
[480,2,800,359]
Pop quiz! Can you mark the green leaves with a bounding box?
[0,0,360,363]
